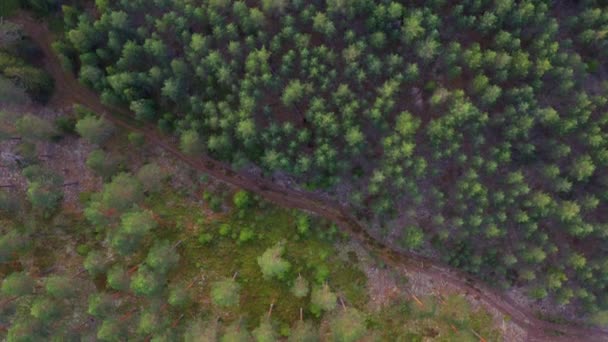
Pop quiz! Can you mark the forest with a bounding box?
[45,0,608,316]
[0,73,501,340]
[2,0,608,339]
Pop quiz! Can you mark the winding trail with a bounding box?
[12,13,608,342]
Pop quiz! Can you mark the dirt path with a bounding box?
[11,13,608,342]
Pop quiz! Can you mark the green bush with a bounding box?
[257,241,291,280]
[127,132,145,146]
[198,232,213,245]
[54,116,76,134]
[210,278,240,307]
[75,115,115,145]
[0,59,53,103]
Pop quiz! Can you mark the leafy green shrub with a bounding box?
[168,285,191,308]
[219,223,231,237]
[54,116,76,134]
[237,227,255,244]
[291,274,309,298]
[257,241,291,280]
[127,131,145,146]
[233,190,251,210]
[136,163,165,193]
[75,115,115,145]
[401,226,424,250]
[310,283,336,317]
[86,149,119,180]
[330,308,367,342]
[1,272,34,296]
[16,114,57,141]
[198,232,213,244]
[210,278,240,307]
[2,64,53,103]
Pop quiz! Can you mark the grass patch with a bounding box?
[145,189,368,330]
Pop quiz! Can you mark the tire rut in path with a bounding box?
[11,13,608,342]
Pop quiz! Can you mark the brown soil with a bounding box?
[11,13,608,342]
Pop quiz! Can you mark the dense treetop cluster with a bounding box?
[55,0,608,313]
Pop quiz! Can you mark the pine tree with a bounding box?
[1,272,34,297]
[291,274,309,298]
[310,283,336,317]
[211,278,240,308]
[75,115,115,145]
[329,307,367,342]
[257,241,291,280]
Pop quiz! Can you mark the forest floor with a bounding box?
[10,12,608,342]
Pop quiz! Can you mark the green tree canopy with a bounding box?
[84,250,108,276]
[291,274,309,298]
[288,320,318,342]
[97,319,125,342]
[130,265,164,297]
[87,293,114,318]
[30,297,62,323]
[86,149,119,180]
[329,308,367,342]
[1,272,34,297]
[26,180,64,214]
[401,226,424,250]
[15,114,57,141]
[570,155,596,181]
[99,172,144,213]
[257,241,291,280]
[107,264,129,291]
[0,231,25,263]
[44,276,75,299]
[232,190,251,210]
[136,162,165,193]
[111,208,158,255]
[252,318,277,342]
[75,114,115,145]
[282,79,308,107]
[180,129,204,156]
[211,278,240,308]
[168,283,191,308]
[22,165,63,214]
[184,318,218,342]
[312,12,335,37]
[310,283,337,316]
[221,320,251,342]
[145,239,180,275]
